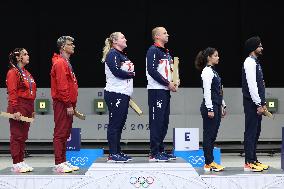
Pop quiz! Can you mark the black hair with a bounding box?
[194,47,217,71]
[8,48,25,81]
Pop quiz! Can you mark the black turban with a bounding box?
[244,36,261,56]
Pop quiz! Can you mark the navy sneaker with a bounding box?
[107,154,128,163]
[119,152,133,161]
[149,153,169,162]
[161,152,177,160]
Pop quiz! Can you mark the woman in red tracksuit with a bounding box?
[6,48,36,173]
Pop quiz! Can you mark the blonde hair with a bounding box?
[151,27,163,41]
[101,32,121,62]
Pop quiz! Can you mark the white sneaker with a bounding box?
[21,162,34,172]
[65,161,79,171]
[11,163,28,173]
[53,162,73,173]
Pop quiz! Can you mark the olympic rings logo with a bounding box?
[70,156,89,166]
[188,156,205,165]
[129,176,154,188]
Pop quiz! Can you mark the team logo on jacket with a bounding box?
[121,60,134,72]
[116,99,121,107]
[156,100,162,108]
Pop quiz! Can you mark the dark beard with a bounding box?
[255,50,263,57]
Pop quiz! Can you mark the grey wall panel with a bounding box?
[170,89,187,115]
[27,115,54,140]
[0,119,9,140]
[222,88,244,114]
[184,89,203,114]
[74,115,186,142]
[215,115,245,141]
[0,88,283,142]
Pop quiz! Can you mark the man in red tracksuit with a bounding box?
[6,48,37,173]
[50,36,79,173]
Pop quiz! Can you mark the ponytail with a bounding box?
[194,50,205,71]
[8,48,25,81]
[101,38,112,62]
[194,47,217,71]
[101,32,121,63]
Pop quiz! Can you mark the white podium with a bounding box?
[85,157,208,189]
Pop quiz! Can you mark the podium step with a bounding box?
[85,157,208,189]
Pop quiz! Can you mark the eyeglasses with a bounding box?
[65,43,74,46]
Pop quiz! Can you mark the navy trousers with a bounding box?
[201,103,221,165]
[243,97,262,163]
[104,91,130,155]
[148,89,171,155]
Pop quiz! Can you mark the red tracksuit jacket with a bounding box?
[50,53,78,107]
[6,67,37,113]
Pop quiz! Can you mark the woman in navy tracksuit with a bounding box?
[102,32,135,163]
[195,47,226,172]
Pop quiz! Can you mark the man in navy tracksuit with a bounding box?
[242,36,269,172]
[146,27,178,162]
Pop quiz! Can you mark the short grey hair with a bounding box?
[57,36,74,49]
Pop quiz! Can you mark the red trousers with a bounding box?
[53,100,73,165]
[8,98,34,164]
